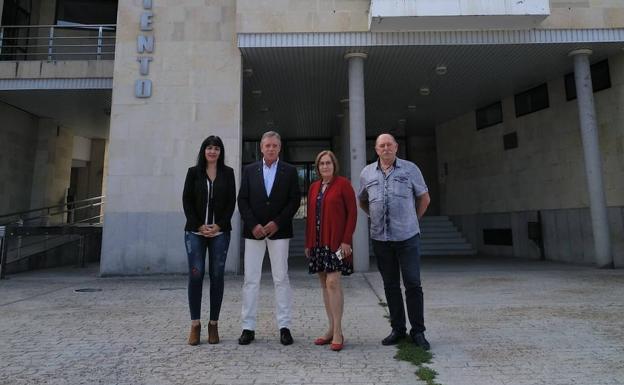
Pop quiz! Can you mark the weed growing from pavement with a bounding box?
[377,301,441,385]
[395,339,432,364]
[415,366,440,385]
[394,340,441,385]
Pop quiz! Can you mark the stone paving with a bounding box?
[1,256,623,385]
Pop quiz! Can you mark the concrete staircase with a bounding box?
[419,216,476,256]
[288,216,476,257]
[289,219,307,257]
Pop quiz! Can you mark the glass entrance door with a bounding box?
[293,163,317,218]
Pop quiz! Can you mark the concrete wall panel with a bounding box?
[609,207,624,268]
[234,0,624,33]
[451,208,622,265]
[236,0,370,32]
[28,120,73,224]
[101,0,242,275]
[438,52,624,266]
[0,61,114,80]
[0,103,38,215]
[437,52,624,216]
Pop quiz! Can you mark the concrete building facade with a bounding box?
[1,0,623,274]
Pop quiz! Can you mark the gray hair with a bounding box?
[261,131,281,144]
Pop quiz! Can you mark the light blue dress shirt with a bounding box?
[263,158,279,196]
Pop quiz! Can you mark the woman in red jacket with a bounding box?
[305,150,357,351]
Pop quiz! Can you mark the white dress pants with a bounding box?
[241,238,293,330]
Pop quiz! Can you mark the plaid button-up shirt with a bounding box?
[358,157,428,242]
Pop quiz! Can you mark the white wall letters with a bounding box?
[135,1,155,98]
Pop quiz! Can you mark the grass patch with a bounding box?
[375,294,441,384]
[394,339,432,365]
[416,366,439,385]
[393,338,441,384]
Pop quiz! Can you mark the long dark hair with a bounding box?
[196,135,226,175]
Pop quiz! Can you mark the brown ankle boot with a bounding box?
[188,323,201,346]
[208,322,219,344]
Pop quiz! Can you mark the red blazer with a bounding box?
[305,176,357,251]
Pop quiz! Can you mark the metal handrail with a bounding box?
[0,195,105,226]
[0,196,105,278]
[0,24,116,61]
[0,196,105,223]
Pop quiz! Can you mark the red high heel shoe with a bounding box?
[330,335,344,351]
[314,336,333,345]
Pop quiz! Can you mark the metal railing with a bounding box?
[0,24,116,61]
[0,196,105,279]
[0,196,105,227]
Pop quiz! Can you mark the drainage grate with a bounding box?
[74,288,102,293]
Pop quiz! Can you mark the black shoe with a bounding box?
[381,330,406,346]
[410,331,430,351]
[280,328,294,345]
[238,329,255,345]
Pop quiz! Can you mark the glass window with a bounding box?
[564,60,611,101]
[56,0,118,25]
[483,229,513,246]
[476,101,503,130]
[514,83,549,117]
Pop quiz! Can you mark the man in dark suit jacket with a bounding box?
[237,131,301,346]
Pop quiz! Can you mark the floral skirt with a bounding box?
[308,246,353,276]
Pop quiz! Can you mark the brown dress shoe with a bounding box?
[188,323,201,346]
[208,322,219,344]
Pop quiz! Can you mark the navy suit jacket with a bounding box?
[237,160,301,239]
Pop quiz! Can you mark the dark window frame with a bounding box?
[564,59,612,101]
[483,228,513,246]
[476,101,503,130]
[503,132,518,150]
[514,83,549,118]
[55,0,118,26]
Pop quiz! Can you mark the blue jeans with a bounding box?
[372,234,425,334]
[184,231,230,321]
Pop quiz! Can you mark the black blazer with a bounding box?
[182,165,236,232]
[237,160,301,239]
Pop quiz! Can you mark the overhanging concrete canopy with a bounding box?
[369,0,550,31]
[239,29,624,140]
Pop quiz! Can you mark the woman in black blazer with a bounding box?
[182,135,236,345]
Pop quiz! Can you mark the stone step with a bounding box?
[421,231,463,238]
[420,216,450,222]
[420,237,466,244]
[421,249,478,256]
[283,216,478,257]
[421,243,474,251]
[421,224,456,229]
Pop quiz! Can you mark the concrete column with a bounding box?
[100,1,241,276]
[569,49,613,268]
[345,52,369,272]
[340,98,350,177]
